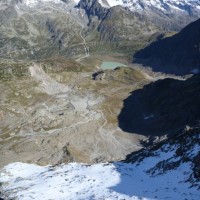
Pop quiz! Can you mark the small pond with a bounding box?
[100,62,127,70]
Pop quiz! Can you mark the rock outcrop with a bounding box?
[134,18,200,75]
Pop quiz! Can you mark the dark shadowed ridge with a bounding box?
[134,18,200,75]
[118,74,200,137]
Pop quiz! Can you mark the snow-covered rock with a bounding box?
[14,0,200,15]
[98,0,200,14]
[16,0,62,7]
[0,161,199,200]
[77,0,200,31]
[1,126,199,199]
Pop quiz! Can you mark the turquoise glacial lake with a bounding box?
[100,62,127,70]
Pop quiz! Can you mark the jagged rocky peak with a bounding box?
[5,0,200,17]
[97,0,200,14]
[134,18,200,75]
[78,0,200,30]
[0,125,199,199]
[77,0,200,12]
[125,125,200,188]
[78,0,108,20]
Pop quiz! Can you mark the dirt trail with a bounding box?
[76,28,90,62]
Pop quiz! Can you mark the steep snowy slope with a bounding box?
[0,0,199,59]
[0,126,199,199]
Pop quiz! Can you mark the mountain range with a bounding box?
[0,125,199,199]
[134,18,200,75]
[94,0,200,30]
[0,0,200,59]
[0,0,200,199]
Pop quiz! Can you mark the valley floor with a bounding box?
[0,53,199,200]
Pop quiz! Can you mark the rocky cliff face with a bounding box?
[78,0,108,21]
[134,18,200,75]
[78,1,158,52]
[125,125,200,188]
[96,0,200,31]
[0,125,199,199]
[78,0,200,53]
[118,74,200,136]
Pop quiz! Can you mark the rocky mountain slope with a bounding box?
[1,0,200,60]
[125,125,200,190]
[134,18,200,75]
[118,74,200,137]
[0,125,199,199]
[78,0,200,53]
[78,0,158,51]
[0,1,200,199]
[96,0,200,30]
[0,0,89,60]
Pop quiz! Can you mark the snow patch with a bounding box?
[21,0,62,7]
[98,0,110,8]
[98,0,200,14]
[0,159,199,199]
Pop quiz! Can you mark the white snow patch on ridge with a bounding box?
[106,0,124,7]
[0,158,199,199]
[21,0,62,7]
[98,0,200,13]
